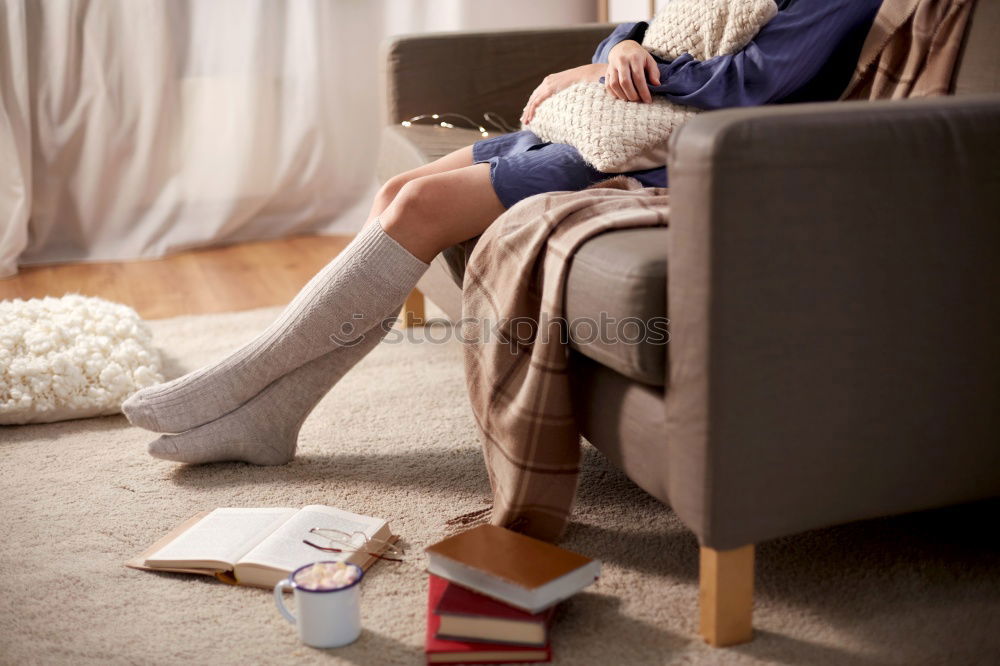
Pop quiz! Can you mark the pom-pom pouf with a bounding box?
[0,295,164,424]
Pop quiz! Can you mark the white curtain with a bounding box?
[0,0,596,278]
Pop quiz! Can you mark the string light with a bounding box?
[399,111,517,138]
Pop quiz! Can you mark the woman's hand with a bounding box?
[606,40,661,103]
[521,63,606,125]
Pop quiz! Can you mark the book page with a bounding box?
[237,505,388,572]
[146,508,297,568]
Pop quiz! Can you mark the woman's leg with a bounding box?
[123,157,503,438]
[135,162,503,464]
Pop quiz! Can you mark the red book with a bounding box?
[435,578,555,646]
[426,574,552,664]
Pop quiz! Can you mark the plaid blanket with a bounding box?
[842,0,976,100]
[459,178,669,542]
[458,0,974,544]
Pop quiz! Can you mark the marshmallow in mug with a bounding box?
[293,561,361,591]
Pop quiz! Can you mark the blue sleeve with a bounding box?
[592,22,647,64]
[647,0,883,109]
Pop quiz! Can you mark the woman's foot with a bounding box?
[148,386,300,465]
[146,322,389,464]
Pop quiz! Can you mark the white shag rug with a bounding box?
[1,306,999,665]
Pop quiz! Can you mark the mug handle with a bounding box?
[273,578,297,625]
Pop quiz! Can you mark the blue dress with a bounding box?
[473,0,883,209]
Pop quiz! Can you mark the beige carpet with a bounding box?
[2,306,999,665]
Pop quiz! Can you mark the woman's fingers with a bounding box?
[526,103,538,124]
[645,55,662,87]
[521,86,542,123]
[617,66,640,101]
[606,69,626,100]
[606,41,661,103]
[523,82,553,124]
[631,64,652,103]
[521,97,533,123]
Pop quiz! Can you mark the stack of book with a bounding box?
[423,524,601,664]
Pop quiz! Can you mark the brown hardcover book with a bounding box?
[424,525,600,614]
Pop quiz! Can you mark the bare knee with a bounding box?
[384,177,439,233]
[380,177,450,260]
[379,164,501,263]
[376,172,415,208]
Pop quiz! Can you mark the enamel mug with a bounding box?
[273,561,364,648]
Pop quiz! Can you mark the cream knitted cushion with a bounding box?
[525,0,778,173]
[642,0,779,61]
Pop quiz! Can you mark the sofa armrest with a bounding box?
[664,94,1000,549]
[380,24,614,126]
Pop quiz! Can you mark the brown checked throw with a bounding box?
[461,179,670,542]
[842,0,976,100]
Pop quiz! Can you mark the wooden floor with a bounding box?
[0,235,353,319]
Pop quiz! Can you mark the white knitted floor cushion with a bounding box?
[525,0,778,173]
[0,295,164,424]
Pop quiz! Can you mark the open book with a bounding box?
[127,506,395,588]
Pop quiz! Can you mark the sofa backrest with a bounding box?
[953,0,1000,94]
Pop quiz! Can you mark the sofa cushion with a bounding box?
[437,228,670,388]
[565,228,668,387]
[377,125,487,183]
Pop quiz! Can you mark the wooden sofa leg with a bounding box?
[401,288,425,328]
[699,544,754,647]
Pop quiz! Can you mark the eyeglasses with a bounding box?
[303,528,405,563]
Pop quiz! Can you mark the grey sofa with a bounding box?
[379,5,1000,646]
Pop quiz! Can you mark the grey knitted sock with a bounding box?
[122,220,427,434]
[147,321,390,465]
